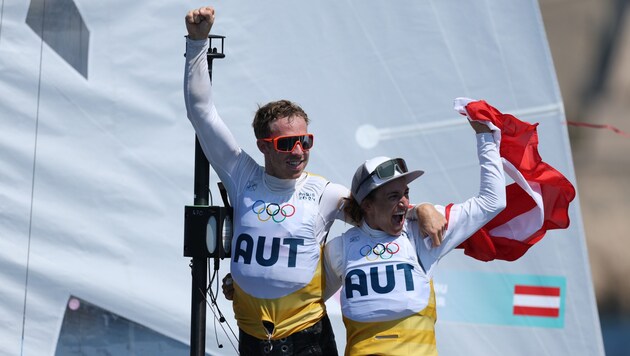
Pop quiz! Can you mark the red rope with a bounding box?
[566,121,630,138]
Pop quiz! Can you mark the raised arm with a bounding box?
[421,121,506,263]
[183,6,241,180]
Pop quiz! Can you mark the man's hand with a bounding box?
[416,203,447,247]
[185,6,215,40]
[222,273,234,301]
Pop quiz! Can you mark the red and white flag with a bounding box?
[513,285,561,318]
[453,98,576,261]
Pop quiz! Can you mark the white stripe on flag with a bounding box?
[513,294,561,308]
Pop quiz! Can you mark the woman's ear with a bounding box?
[360,199,373,216]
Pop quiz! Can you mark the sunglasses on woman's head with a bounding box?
[355,158,408,194]
[260,134,314,152]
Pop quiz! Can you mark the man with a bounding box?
[325,120,506,355]
[184,6,445,355]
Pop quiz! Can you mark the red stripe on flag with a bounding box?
[514,285,561,296]
[513,306,559,318]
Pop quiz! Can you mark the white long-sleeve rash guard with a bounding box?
[184,37,349,339]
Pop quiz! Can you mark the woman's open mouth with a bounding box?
[392,211,405,226]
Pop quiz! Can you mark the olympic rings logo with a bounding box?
[251,200,296,223]
[359,242,400,261]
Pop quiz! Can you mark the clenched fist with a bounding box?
[185,6,215,40]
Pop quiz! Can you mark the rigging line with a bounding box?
[381,102,562,138]
[205,264,240,342]
[0,0,5,46]
[356,101,562,146]
[208,295,239,352]
[198,282,240,352]
[209,270,239,340]
[21,1,47,355]
[209,304,239,353]
[213,278,239,340]
[566,121,630,138]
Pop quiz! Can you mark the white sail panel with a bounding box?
[0,0,603,355]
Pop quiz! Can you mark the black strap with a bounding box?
[217,182,230,208]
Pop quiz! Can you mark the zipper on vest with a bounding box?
[262,320,275,352]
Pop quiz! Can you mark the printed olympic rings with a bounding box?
[359,242,400,261]
[251,200,296,223]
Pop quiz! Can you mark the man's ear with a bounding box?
[257,140,268,154]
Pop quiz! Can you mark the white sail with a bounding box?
[0,0,604,355]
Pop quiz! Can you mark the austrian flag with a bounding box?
[453,98,577,261]
[513,285,561,318]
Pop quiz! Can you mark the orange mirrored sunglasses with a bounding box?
[260,134,314,152]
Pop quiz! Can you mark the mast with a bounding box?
[184,34,227,356]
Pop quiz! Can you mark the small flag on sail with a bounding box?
[513,285,561,318]
[453,98,576,261]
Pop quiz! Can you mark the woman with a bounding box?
[324,120,506,356]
